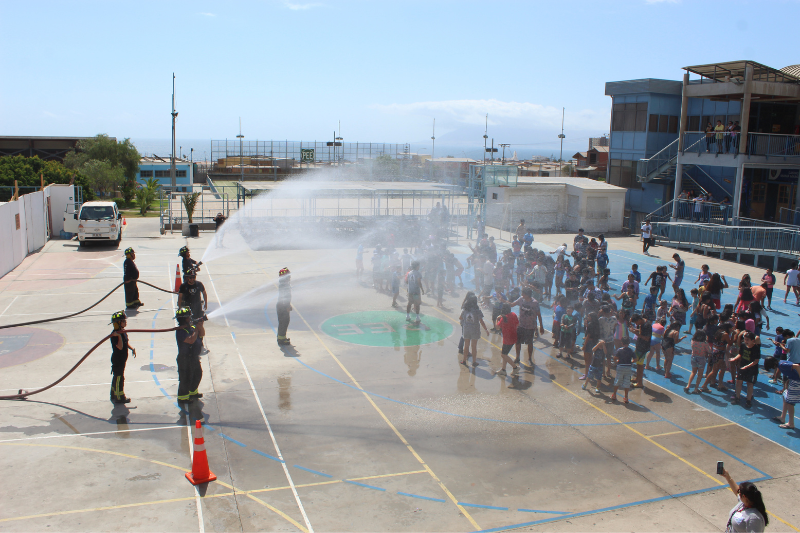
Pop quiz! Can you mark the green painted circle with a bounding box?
[320,311,453,347]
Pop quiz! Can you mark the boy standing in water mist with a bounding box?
[406,261,424,324]
[277,268,292,345]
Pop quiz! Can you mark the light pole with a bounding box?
[558,107,565,176]
[170,73,178,189]
[237,118,244,183]
[500,143,510,164]
[483,113,488,165]
[431,118,436,181]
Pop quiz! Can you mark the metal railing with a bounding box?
[779,207,800,226]
[646,199,732,225]
[681,131,740,155]
[652,221,800,255]
[748,133,800,158]
[637,138,678,182]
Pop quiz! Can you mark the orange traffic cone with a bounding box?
[186,420,217,485]
[122,218,127,226]
[174,265,181,292]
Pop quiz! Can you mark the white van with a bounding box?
[77,201,122,247]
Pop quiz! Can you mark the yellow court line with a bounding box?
[0,492,236,524]
[247,469,428,495]
[431,306,725,487]
[244,253,480,530]
[648,423,736,439]
[0,442,306,531]
[769,511,800,532]
[293,307,481,531]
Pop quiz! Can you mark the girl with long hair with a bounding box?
[460,292,489,367]
[661,321,686,379]
[706,273,729,310]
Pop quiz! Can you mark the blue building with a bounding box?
[606,60,800,229]
[136,156,193,192]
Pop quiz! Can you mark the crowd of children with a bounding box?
[361,227,799,426]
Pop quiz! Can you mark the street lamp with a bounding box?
[237,118,244,183]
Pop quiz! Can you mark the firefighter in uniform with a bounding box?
[177,268,208,353]
[175,307,203,404]
[179,246,201,275]
[110,311,136,403]
[123,247,143,309]
[277,267,292,345]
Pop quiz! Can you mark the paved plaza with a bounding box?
[1,218,799,532]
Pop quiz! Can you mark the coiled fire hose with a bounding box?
[0,280,177,331]
[0,327,181,401]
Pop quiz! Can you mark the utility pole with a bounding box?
[170,73,178,188]
[237,118,244,183]
[558,107,565,177]
[500,143,510,164]
[483,114,488,165]
[431,118,435,180]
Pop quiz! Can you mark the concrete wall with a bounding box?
[485,182,626,234]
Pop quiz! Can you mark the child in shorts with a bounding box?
[612,344,634,403]
[552,295,565,348]
[686,330,709,393]
[583,340,607,394]
[495,304,520,376]
[559,303,576,359]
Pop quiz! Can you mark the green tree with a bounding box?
[65,134,141,203]
[0,155,95,200]
[81,160,125,196]
[136,177,159,216]
[183,191,201,223]
[374,154,400,180]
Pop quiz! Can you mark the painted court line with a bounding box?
[292,465,333,478]
[459,502,509,511]
[396,491,446,503]
[219,433,247,447]
[343,480,386,492]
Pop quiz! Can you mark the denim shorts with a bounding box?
[615,365,632,389]
[691,356,707,370]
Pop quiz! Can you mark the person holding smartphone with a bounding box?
[717,466,768,532]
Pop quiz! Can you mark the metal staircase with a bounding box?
[636,138,679,183]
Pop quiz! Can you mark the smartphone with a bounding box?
[717,461,724,475]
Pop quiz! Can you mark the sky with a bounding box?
[1,0,797,155]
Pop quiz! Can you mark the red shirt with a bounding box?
[497,312,519,345]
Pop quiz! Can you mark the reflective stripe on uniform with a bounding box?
[113,376,123,399]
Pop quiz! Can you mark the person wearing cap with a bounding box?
[123,248,143,309]
[110,311,136,404]
[175,307,202,404]
[179,246,201,275]
[277,268,292,345]
[178,269,208,354]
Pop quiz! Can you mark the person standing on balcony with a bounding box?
[693,194,704,222]
[720,196,731,225]
[678,190,689,220]
[715,120,726,154]
[725,121,734,153]
[705,123,714,152]
[732,121,741,154]
[704,193,714,223]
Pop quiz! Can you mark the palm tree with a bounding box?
[183,191,201,223]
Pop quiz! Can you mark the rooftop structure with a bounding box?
[0,136,104,162]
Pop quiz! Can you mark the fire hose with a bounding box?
[0,280,177,331]
[0,327,181,401]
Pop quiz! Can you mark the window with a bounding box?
[612,102,647,132]
[659,115,669,133]
[589,153,597,164]
[176,170,187,178]
[753,184,766,203]
[140,170,153,178]
[649,114,659,132]
[668,116,679,134]
[779,185,790,204]
[154,170,168,178]
[608,159,636,188]
[491,193,498,200]
[635,103,648,132]
[688,116,700,131]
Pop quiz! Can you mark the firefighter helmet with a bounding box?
[178,246,189,257]
[279,267,290,277]
[175,307,192,320]
[124,247,134,256]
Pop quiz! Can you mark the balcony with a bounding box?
[678,131,800,167]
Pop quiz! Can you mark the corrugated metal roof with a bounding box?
[684,60,800,84]
[782,64,800,78]
[605,78,682,96]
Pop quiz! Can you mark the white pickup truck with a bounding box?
[76,201,122,247]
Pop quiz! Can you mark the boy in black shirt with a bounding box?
[109,311,136,404]
[729,332,760,408]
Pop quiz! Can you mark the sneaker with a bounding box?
[745,399,752,408]
[579,374,587,380]
[511,367,520,375]
[496,369,507,376]
[730,397,739,405]
[581,382,587,390]
[112,396,132,404]
[595,388,600,393]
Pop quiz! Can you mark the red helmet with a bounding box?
[279,267,290,277]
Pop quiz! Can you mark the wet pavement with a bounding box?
[0,221,799,532]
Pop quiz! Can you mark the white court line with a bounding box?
[205,263,314,533]
[0,297,19,317]
[0,425,184,443]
